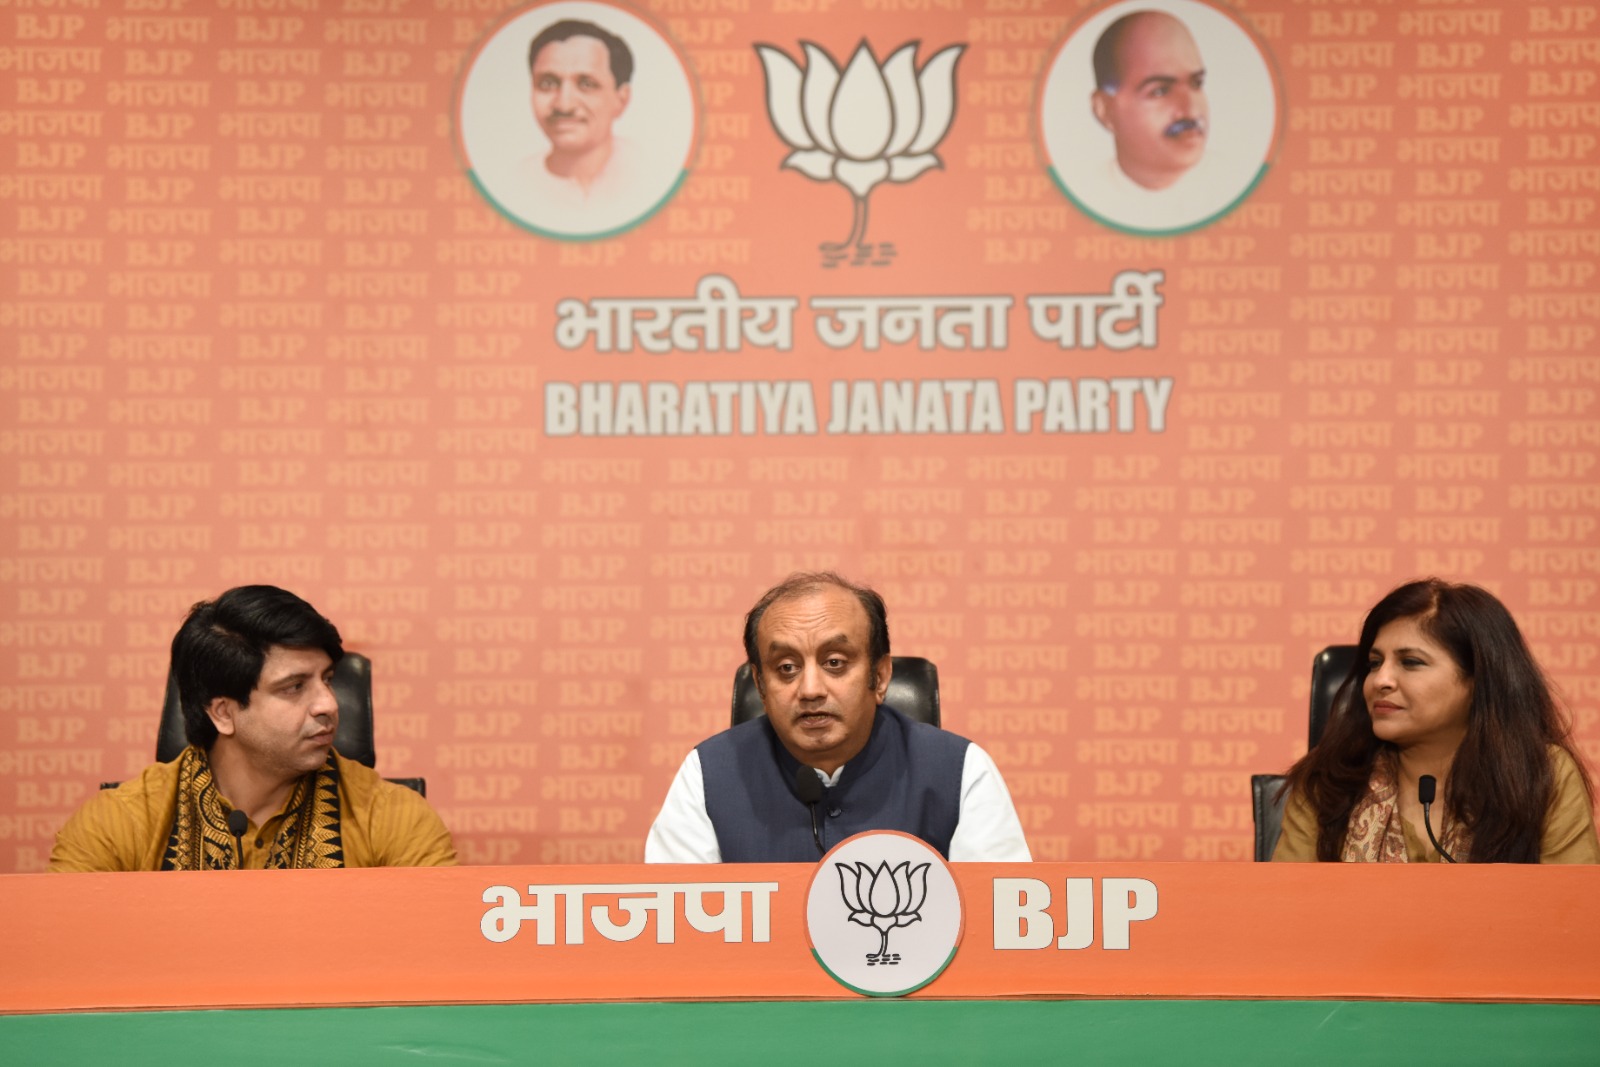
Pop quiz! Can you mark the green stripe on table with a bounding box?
[6,1000,1598,1065]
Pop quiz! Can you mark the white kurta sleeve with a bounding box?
[947,743,1032,861]
[643,748,723,863]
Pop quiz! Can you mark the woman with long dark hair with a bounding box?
[1275,579,1597,863]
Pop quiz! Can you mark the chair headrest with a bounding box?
[1308,645,1360,748]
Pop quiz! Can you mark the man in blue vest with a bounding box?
[645,572,1031,862]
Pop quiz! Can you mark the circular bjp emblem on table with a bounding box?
[805,831,964,998]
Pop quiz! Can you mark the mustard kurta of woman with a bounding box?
[1274,746,1599,864]
[48,748,456,872]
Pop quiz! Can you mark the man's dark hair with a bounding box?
[1092,10,1156,92]
[742,572,890,676]
[527,19,634,87]
[171,585,343,749]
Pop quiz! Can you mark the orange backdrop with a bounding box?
[2,0,1598,871]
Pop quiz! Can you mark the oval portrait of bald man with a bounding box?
[1037,0,1281,237]
[455,0,699,241]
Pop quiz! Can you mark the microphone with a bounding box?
[793,764,825,858]
[227,809,249,870]
[1417,775,1456,864]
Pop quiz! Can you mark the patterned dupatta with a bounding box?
[161,745,345,870]
[1341,751,1470,863]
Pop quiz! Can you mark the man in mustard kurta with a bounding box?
[50,585,455,871]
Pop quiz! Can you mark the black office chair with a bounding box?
[1250,776,1289,863]
[1251,645,1360,860]
[105,652,425,795]
[731,656,941,728]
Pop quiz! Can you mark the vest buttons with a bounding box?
[828,807,842,818]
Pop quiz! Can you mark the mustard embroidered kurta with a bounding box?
[1274,746,1599,863]
[49,748,456,871]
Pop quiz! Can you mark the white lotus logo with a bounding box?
[837,859,929,965]
[756,40,964,260]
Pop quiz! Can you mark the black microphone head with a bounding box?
[1418,775,1437,805]
[227,809,249,838]
[793,763,824,805]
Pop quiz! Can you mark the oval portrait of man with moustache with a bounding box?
[1037,0,1282,237]
[455,0,698,241]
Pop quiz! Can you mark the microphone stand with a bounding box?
[227,809,249,870]
[793,764,825,858]
[1418,774,1456,863]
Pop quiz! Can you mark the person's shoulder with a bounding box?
[332,751,426,807]
[881,704,972,751]
[50,755,181,871]
[1547,744,1591,784]
[697,716,771,752]
[1542,748,1580,771]
[329,753,455,865]
[98,755,183,806]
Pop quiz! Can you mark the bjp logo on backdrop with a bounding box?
[756,40,964,267]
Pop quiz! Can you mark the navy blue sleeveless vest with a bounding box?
[698,705,969,862]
